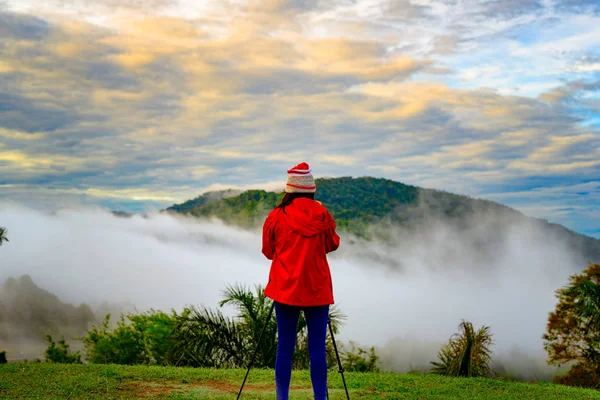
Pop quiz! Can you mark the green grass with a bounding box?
[1,363,599,400]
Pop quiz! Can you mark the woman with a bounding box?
[262,162,340,400]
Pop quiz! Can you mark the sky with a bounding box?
[0,0,599,237]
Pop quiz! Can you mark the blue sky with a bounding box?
[0,0,599,237]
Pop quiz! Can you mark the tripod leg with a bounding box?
[328,318,350,400]
[237,301,275,400]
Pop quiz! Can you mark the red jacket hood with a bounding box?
[282,198,336,237]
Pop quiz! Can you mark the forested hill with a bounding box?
[165,189,241,213]
[165,177,600,264]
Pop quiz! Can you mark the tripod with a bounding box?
[236,301,350,400]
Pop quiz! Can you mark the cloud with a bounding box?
[0,11,49,40]
[556,0,600,14]
[0,202,585,378]
[0,1,598,237]
[382,0,432,20]
[539,79,600,103]
[242,0,322,13]
[0,93,77,133]
[481,0,544,18]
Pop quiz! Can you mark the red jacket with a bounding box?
[262,198,340,307]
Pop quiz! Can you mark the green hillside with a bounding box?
[166,177,522,232]
[166,176,600,264]
[1,363,599,399]
[185,189,280,228]
[166,189,242,213]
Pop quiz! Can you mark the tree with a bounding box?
[543,263,600,387]
[0,227,8,246]
[430,320,493,377]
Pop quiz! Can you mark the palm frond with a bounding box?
[174,305,249,368]
[219,284,258,323]
[327,305,347,334]
[430,320,493,377]
[0,227,8,246]
[218,283,278,367]
[178,283,349,370]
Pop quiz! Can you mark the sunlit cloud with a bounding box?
[0,0,598,236]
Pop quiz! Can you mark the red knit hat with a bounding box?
[285,162,316,193]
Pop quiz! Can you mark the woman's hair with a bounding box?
[276,192,315,212]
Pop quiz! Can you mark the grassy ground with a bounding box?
[1,363,599,400]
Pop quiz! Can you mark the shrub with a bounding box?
[81,310,182,366]
[128,310,180,365]
[81,314,148,365]
[44,335,82,364]
[340,341,380,372]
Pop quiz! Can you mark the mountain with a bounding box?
[165,177,600,265]
[165,189,242,213]
[0,275,96,342]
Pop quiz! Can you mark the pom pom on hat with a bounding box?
[285,162,316,193]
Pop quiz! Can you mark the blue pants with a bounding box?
[274,301,329,400]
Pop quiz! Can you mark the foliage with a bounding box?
[179,178,422,236]
[0,351,6,364]
[4,363,600,399]
[127,310,181,366]
[340,341,380,372]
[174,283,346,369]
[543,263,600,388]
[81,309,182,366]
[174,305,248,368]
[169,177,516,235]
[191,190,282,229]
[81,314,148,365]
[165,189,241,213]
[44,335,82,364]
[218,283,279,367]
[430,320,494,378]
[172,284,277,368]
[553,362,600,389]
[0,226,8,246]
[65,284,347,370]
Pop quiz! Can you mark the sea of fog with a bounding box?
[0,203,582,379]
